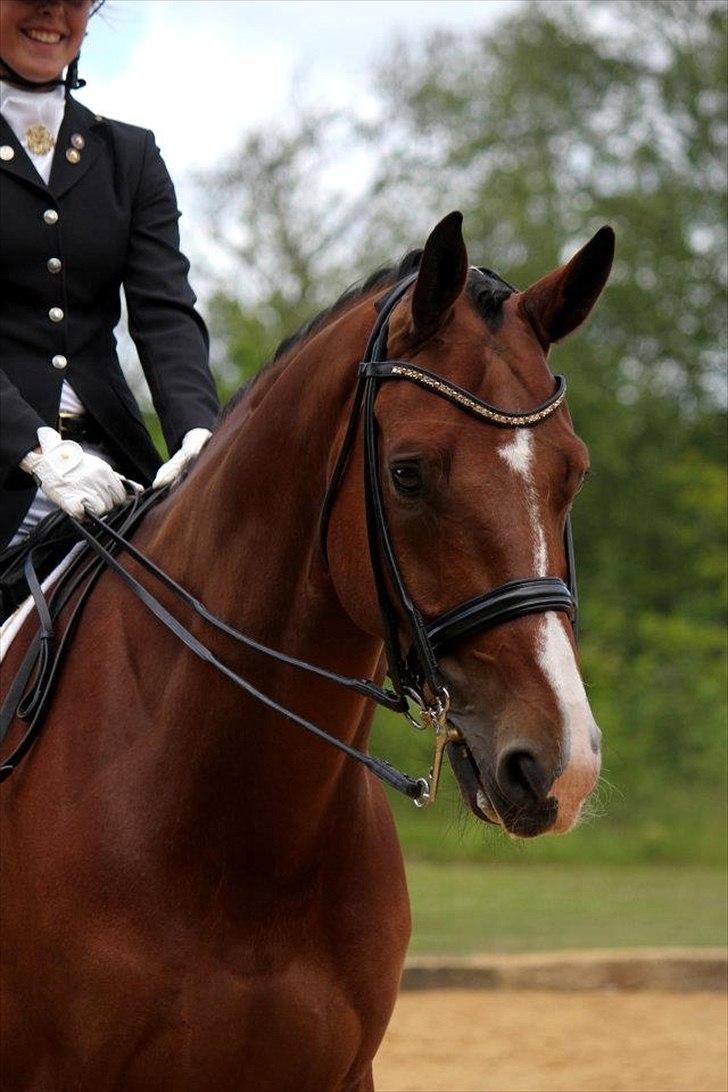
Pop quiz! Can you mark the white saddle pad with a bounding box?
[0,543,85,664]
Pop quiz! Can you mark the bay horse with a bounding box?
[0,212,614,1090]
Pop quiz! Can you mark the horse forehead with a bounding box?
[442,291,546,392]
[389,284,583,463]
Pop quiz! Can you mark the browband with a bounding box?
[360,362,567,427]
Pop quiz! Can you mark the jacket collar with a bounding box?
[0,96,103,199]
[48,96,103,199]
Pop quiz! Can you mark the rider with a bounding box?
[0,0,220,554]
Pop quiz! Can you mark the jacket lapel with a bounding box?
[0,114,48,195]
[48,97,103,200]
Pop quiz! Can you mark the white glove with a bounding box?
[20,426,134,520]
[153,428,212,489]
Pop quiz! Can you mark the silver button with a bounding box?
[47,257,62,274]
[0,145,14,161]
[49,307,64,322]
[51,354,68,370]
[43,209,59,225]
[71,133,85,150]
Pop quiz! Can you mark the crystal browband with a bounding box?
[360,361,567,428]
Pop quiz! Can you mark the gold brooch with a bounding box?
[25,124,55,156]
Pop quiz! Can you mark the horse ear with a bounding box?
[519,226,615,346]
[410,211,469,337]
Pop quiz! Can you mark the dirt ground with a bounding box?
[373,989,728,1092]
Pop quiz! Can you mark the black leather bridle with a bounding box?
[320,273,577,710]
[1,273,577,803]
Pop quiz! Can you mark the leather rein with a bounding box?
[1,274,576,802]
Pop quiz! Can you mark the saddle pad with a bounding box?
[0,544,85,664]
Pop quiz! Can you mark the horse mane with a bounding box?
[218,250,423,424]
[218,251,515,425]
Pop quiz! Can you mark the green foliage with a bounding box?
[197,106,372,360]
[206,294,283,404]
[199,1,727,864]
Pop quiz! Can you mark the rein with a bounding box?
[1,274,577,802]
[0,497,426,797]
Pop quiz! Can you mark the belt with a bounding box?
[57,412,105,447]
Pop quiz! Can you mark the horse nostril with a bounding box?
[497,748,550,805]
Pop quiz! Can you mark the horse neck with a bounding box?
[138,298,387,866]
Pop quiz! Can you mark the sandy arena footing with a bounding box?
[373,950,728,1092]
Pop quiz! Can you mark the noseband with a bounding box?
[1,274,577,803]
[320,274,577,794]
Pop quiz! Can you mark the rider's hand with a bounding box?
[152,427,212,489]
[19,426,134,520]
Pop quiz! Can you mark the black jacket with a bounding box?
[0,95,220,547]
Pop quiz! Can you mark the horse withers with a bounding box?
[0,212,613,1090]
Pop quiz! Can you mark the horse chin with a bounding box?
[447,736,558,839]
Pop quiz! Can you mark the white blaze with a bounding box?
[498,433,547,576]
[538,612,599,830]
[498,432,599,830]
[498,430,532,477]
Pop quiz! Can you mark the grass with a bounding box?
[404,861,728,954]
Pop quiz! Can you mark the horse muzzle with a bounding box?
[446,702,601,838]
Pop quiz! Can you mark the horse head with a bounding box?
[326,212,614,837]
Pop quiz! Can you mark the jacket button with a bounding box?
[51,355,68,370]
[0,145,14,161]
[47,257,62,273]
[43,209,59,225]
[49,307,64,322]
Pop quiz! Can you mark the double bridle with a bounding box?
[1,273,577,802]
[319,272,576,800]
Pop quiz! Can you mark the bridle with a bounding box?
[319,272,577,797]
[1,273,577,803]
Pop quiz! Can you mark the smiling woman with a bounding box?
[0,0,221,610]
[0,0,97,87]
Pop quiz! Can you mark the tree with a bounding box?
[199,104,379,391]
[198,0,727,860]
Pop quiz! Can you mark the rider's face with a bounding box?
[0,0,91,84]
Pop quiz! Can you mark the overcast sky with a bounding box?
[75,1,519,261]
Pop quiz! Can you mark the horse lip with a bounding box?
[446,733,499,825]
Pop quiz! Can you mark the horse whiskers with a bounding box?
[576,776,619,825]
[595,774,623,801]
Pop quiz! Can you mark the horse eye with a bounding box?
[391,462,424,496]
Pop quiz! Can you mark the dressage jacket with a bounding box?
[0,95,220,547]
